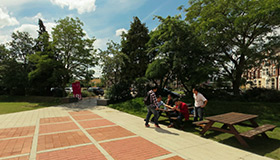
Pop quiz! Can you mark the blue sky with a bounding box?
[0,0,188,76]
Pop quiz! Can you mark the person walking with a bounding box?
[193,88,208,122]
[145,86,160,128]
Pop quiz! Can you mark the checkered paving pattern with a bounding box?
[37,131,90,151]
[4,156,29,160]
[36,145,106,160]
[0,126,35,139]
[72,114,103,121]
[0,137,32,158]
[78,119,115,129]
[40,116,72,124]
[0,110,185,160]
[68,110,93,116]
[39,122,79,134]
[87,126,135,141]
[163,156,185,160]
[100,137,171,160]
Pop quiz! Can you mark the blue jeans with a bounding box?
[194,107,204,121]
[145,105,159,125]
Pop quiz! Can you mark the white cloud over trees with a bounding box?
[0,7,19,29]
[50,0,96,14]
[115,28,127,37]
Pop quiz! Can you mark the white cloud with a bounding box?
[23,13,45,23]
[115,28,127,37]
[0,34,11,44]
[50,0,96,14]
[1,0,36,7]
[13,22,56,38]
[0,7,19,28]
[94,38,109,50]
[14,24,38,38]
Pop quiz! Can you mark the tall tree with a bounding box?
[8,31,34,95]
[148,16,215,92]
[28,19,64,96]
[52,17,96,90]
[99,41,129,86]
[184,0,280,95]
[121,17,150,83]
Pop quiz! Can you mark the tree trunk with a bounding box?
[232,54,245,96]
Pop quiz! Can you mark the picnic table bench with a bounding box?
[200,112,276,148]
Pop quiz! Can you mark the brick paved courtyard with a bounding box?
[0,98,272,160]
[0,110,184,160]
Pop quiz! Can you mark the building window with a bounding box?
[259,81,261,87]
[272,78,275,89]
[273,67,276,75]
[266,79,269,88]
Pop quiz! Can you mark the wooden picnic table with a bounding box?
[200,112,276,148]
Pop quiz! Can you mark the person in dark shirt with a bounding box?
[165,98,189,128]
[166,94,174,107]
[145,86,160,128]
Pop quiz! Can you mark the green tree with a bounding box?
[121,17,150,83]
[7,31,35,95]
[148,16,215,92]
[99,41,129,86]
[28,19,64,96]
[52,17,96,90]
[184,0,280,95]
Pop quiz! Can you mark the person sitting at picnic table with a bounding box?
[165,99,189,128]
[166,94,175,108]
[151,95,166,123]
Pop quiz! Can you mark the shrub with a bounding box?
[106,82,132,103]
[243,88,280,102]
[81,90,94,97]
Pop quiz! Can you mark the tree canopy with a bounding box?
[184,0,280,95]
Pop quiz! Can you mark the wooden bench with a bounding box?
[240,124,276,139]
[192,120,209,126]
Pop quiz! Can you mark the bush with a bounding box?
[81,90,94,97]
[134,77,149,97]
[106,82,132,103]
[108,97,147,114]
[243,88,280,102]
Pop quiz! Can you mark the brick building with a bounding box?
[243,50,280,90]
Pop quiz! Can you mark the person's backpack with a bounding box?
[144,92,151,105]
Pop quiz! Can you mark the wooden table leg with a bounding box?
[228,125,250,148]
[200,121,214,136]
[249,119,269,138]
[221,124,228,129]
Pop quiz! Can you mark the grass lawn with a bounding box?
[108,98,280,160]
[0,96,62,115]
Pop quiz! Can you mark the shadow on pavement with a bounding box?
[155,127,179,136]
[58,98,98,111]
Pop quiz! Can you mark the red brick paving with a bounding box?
[163,156,185,160]
[71,114,103,121]
[36,145,106,160]
[39,122,79,134]
[0,137,32,158]
[87,126,135,141]
[5,156,29,160]
[37,131,90,151]
[100,137,170,160]
[78,119,115,129]
[68,110,93,116]
[40,116,72,124]
[0,126,35,139]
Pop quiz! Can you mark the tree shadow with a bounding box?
[218,136,280,156]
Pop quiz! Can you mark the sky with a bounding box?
[0,0,188,77]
